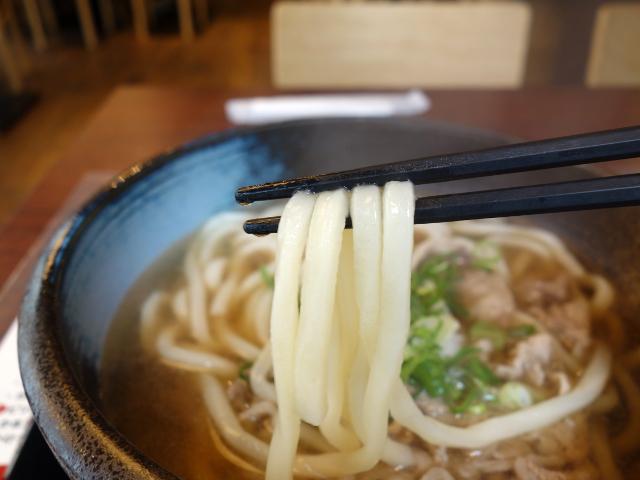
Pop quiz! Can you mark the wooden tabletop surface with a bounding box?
[2,85,640,339]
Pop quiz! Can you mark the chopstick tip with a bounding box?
[243,217,280,236]
[235,188,254,206]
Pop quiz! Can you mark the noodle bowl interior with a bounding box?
[101,181,639,480]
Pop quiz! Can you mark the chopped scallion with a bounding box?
[469,321,506,350]
[259,264,274,290]
[498,381,536,409]
[508,324,536,339]
[471,241,502,272]
[238,361,254,381]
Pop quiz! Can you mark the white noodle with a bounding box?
[254,289,273,346]
[198,212,250,264]
[334,230,360,399]
[347,345,370,442]
[203,258,227,291]
[294,189,349,426]
[237,270,264,297]
[202,374,270,465]
[267,191,316,480]
[588,384,619,414]
[451,220,585,277]
[351,185,382,360]
[413,222,451,240]
[156,326,237,376]
[381,440,417,468]
[210,276,237,316]
[320,302,362,451]
[320,231,361,451]
[184,213,250,343]
[206,417,265,475]
[171,287,189,322]
[201,329,412,480]
[250,342,277,403]
[299,422,337,453]
[294,182,417,475]
[485,232,551,258]
[140,290,171,352]
[185,239,211,342]
[583,273,615,318]
[359,181,414,463]
[208,275,262,360]
[240,288,265,341]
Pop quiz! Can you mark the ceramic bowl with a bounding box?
[18,118,640,479]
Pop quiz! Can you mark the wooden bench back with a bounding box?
[586,2,640,87]
[271,1,532,89]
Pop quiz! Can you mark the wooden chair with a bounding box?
[21,0,102,51]
[0,0,23,91]
[130,0,209,42]
[586,2,640,87]
[271,1,533,89]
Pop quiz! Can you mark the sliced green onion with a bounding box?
[448,346,481,365]
[466,357,500,386]
[238,361,254,381]
[401,345,440,382]
[259,264,274,289]
[471,241,502,272]
[410,362,447,398]
[404,249,513,415]
[469,321,506,350]
[445,376,479,414]
[508,324,536,339]
[468,403,487,415]
[416,278,437,296]
[498,381,535,409]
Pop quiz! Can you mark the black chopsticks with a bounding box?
[235,125,640,235]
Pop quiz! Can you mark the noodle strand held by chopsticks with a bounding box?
[334,230,361,429]
[351,185,383,361]
[319,302,361,451]
[290,182,416,475]
[360,181,415,462]
[267,192,316,480]
[269,182,416,478]
[320,233,361,451]
[294,189,349,426]
[348,185,382,444]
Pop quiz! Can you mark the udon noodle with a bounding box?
[137,181,637,480]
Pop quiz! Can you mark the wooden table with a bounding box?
[2,85,640,339]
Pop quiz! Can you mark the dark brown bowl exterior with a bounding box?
[18,118,640,479]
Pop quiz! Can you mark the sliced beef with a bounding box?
[456,269,515,327]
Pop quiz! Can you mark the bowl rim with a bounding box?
[17,117,530,479]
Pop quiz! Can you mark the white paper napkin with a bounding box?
[0,321,32,480]
[225,89,431,125]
